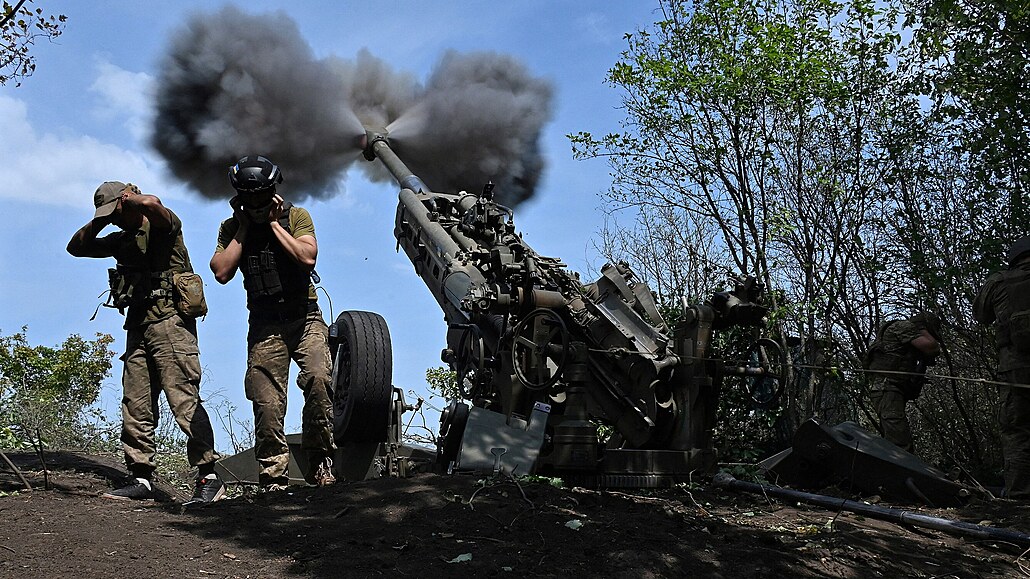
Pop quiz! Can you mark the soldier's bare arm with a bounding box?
[210,235,245,284]
[210,214,248,284]
[121,190,173,231]
[910,330,941,357]
[271,228,317,271]
[210,245,243,284]
[67,217,115,258]
[269,195,317,271]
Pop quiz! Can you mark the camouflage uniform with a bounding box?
[974,259,1030,499]
[97,211,220,479]
[216,206,335,486]
[865,318,935,453]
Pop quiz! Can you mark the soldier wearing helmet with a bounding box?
[864,312,943,453]
[974,236,1030,498]
[210,155,336,490]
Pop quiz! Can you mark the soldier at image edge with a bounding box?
[209,155,337,492]
[864,312,943,454]
[974,235,1030,499]
[66,181,224,504]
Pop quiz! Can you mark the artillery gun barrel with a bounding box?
[362,129,428,194]
[360,127,485,325]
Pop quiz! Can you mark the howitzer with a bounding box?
[352,127,783,487]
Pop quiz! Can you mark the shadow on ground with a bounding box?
[1,450,1024,578]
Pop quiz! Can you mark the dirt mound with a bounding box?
[0,451,1026,578]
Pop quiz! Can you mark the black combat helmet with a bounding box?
[228,155,283,192]
[1008,236,1030,266]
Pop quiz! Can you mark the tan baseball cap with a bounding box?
[93,181,126,219]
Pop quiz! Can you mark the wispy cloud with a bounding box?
[575,12,620,45]
[0,93,154,206]
[574,6,655,46]
[89,59,154,142]
[0,61,186,207]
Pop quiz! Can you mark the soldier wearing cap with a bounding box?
[974,236,1030,498]
[67,182,223,504]
[864,312,943,453]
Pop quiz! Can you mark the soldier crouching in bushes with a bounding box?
[67,181,223,504]
[209,156,336,492]
[864,312,943,453]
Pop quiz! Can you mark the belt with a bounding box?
[249,300,319,323]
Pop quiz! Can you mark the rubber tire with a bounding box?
[331,310,393,443]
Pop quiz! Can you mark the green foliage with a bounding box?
[905,0,1030,229]
[593,420,615,445]
[715,364,784,461]
[571,0,1021,477]
[517,474,565,489]
[426,366,461,403]
[0,328,115,449]
[0,1,67,86]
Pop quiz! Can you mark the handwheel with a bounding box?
[511,308,570,391]
[743,337,784,409]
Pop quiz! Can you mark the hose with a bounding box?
[713,472,1030,547]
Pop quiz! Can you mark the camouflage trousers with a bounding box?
[869,382,914,453]
[246,308,336,486]
[121,314,220,478]
[999,369,1030,499]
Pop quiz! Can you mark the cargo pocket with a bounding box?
[170,322,202,385]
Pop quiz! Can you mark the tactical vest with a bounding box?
[240,205,311,311]
[107,265,176,312]
[103,216,186,320]
[864,320,926,399]
[996,268,1030,354]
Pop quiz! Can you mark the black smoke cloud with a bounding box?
[386,51,553,206]
[152,6,553,206]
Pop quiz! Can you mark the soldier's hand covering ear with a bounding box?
[268,194,285,223]
[229,195,251,236]
[118,183,141,206]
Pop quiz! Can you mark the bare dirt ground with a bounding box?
[1,450,1028,578]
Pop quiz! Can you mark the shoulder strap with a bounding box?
[278,202,294,231]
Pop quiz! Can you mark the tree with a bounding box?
[0,0,66,86]
[571,0,1016,477]
[904,0,1029,232]
[426,366,460,405]
[0,328,115,449]
[867,0,1030,473]
[571,0,909,436]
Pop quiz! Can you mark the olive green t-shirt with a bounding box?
[214,206,319,302]
[96,210,193,329]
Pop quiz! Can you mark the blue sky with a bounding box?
[1,1,661,450]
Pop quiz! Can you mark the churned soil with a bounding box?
[0,450,1027,578]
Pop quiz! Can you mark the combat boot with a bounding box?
[102,478,155,501]
[307,456,336,487]
[186,474,226,505]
